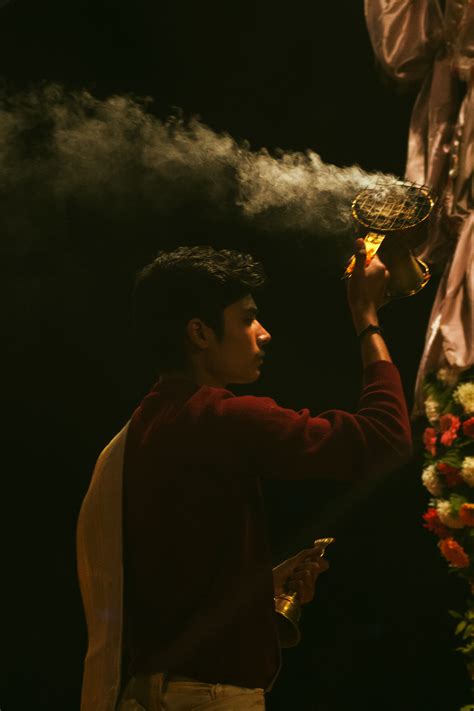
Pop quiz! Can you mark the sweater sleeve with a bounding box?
[212,361,412,481]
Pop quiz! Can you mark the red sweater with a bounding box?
[122,360,412,689]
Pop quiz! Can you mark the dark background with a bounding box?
[1,1,471,709]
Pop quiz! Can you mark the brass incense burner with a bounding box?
[344,181,436,299]
[274,537,335,648]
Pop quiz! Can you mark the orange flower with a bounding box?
[423,427,437,456]
[437,462,463,486]
[439,537,470,568]
[439,413,461,447]
[459,503,474,526]
[422,508,450,538]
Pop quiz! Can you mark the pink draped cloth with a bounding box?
[364,0,474,414]
[76,422,130,711]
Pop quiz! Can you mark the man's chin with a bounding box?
[230,370,261,385]
[247,368,262,383]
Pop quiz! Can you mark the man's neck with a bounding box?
[159,366,227,389]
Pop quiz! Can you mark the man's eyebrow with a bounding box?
[243,306,259,316]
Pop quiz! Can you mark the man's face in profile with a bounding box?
[205,295,272,386]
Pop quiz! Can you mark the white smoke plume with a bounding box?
[0,83,399,259]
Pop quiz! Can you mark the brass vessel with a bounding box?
[274,537,335,648]
[343,181,436,299]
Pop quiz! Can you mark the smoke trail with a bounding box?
[0,84,399,263]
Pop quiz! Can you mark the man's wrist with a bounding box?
[357,323,383,339]
[351,311,379,335]
[358,322,392,364]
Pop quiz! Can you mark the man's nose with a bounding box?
[256,322,271,346]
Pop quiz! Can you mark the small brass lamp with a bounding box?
[274,537,335,648]
[343,181,436,299]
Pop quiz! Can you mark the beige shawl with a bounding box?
[76,422,130,711]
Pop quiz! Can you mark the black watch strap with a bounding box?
[357,324,382,339]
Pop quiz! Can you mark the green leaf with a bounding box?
[450,494,468,514]
[441,450,464,467]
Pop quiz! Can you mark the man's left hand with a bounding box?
[272,545,330,605]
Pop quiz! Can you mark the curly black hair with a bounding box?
[133,245,267,372]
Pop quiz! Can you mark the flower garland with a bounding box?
[421,365,474,688]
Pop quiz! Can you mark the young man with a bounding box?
[77,240,412,711]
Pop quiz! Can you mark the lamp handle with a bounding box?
[343,232,386,279]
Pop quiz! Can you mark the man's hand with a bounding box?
[272,545,329,605]
[347,237,390,334]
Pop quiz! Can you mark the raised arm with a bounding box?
[216,237,412,482]
[346,237,391,367]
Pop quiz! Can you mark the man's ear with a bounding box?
[186,318,212,350]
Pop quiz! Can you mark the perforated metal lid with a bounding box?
[351,181,436,232]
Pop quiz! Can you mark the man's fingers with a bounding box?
[290,562,329,585]
[353,238,367,271]
[287,562,329,590]
[291,569,314,583]
[302,547,330,563]
[287,567,327,602]
[291,541,334,566]
[291,547,319,564]
[286,558,330,603]
[287,579,306,596]
[294,559,329,576]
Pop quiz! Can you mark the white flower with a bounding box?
[421,464,443,496]
[436,367,459,387]
[453,382,474,414]
[460,456,474,487]
[436,499,465,528]
[424,395,440,424]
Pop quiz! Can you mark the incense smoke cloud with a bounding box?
[1,85,405,403]
[0,84,399,264]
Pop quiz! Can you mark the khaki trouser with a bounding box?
[117,673,265,711]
